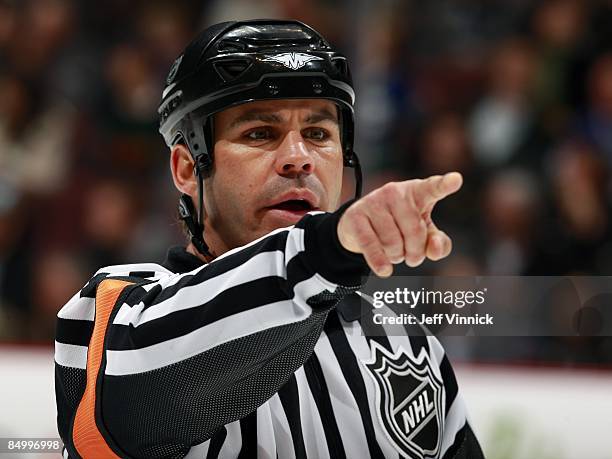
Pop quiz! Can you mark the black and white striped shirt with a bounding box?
[55,208,484,459]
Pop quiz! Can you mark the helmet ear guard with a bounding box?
[178,193,212,258]
[173,116,215,260]
[171,113,214,174]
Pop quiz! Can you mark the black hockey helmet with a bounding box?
[158,20,362,257]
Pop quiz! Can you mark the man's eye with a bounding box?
[245,128,272,141]
[304,128,329,141]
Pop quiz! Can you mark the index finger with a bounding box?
[413,172,463,209]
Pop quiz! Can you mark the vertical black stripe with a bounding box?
[325,312,386,459]
[441,423,466,459]
[441,422,480,459]
[205,427,227,459]
[440,355,459,416]
[441,423,484,459]
[408,334,429,357]
[360,312,393,352]
[278,375,307,459]
[237,411,257,458]
[303,355,347,459]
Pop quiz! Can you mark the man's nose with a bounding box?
[274,130,314,178]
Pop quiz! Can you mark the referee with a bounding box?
[55,20,484,459]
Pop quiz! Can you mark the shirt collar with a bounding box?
[162,246,205,273]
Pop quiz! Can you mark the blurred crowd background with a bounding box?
[0,0,611,364]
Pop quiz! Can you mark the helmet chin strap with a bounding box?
[178,164,214,260]
[349,151,363,199]
[181,151,363,259]
[178,192,213,260]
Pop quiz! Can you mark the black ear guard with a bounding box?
[178,193,212,258]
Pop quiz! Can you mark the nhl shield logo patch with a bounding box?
[364,341,445,458]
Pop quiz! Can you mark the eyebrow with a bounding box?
[228,107,339,129]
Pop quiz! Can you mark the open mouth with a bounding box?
[271,199,315,212]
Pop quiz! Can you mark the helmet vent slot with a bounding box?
[213,59,251,82]
[217,40,247,52]
[332,58,348,77]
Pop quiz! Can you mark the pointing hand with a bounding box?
[337,172,463,277]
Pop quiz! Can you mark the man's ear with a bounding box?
[170,144,197,196]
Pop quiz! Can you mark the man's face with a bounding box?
[203,98,344,250]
